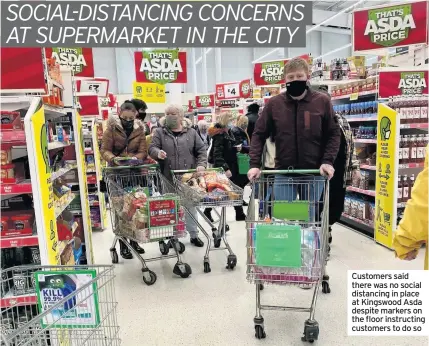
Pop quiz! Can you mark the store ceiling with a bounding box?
[313,0,391,12]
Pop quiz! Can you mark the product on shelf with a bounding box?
[354,126,377,140]
[399,135,428,164]
[397,174,416,203]
[387,95,428,124]
[1,111,22,130]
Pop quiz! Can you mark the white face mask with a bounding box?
[150,116,157,124]
[384,131,391,139]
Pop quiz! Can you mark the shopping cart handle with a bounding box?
[261,169,321,175]
[172,168,222,173]
[103,164,159,172]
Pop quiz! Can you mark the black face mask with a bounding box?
[120,118,134,131]
[137,111,146,120]
[286,80,308,98]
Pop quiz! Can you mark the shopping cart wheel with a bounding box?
[301,319,319,343]
[254,325,266,339]
[226,254,237,270]
[142,269,157,286]
[178,242,186,254]
[159,241,169,255]
[173,262,192,278]
[203,261,211,273]
[110,249,119,264]
[322,275,330,294]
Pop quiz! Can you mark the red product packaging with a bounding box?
[0,162,25,184]
[1,111,22,130]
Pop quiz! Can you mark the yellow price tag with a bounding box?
[350,92,359,101]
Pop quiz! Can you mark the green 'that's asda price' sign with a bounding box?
[399,72,427,95]
[366,4,414,47]
[259,60,285,85]
[134,49,188,85]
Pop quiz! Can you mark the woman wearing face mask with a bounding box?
[130,99,150,135]
[101,101,148,259]
[206,112,248,221]
[194,120,210,151]
[149,104,207,247]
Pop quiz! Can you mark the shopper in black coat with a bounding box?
[206,112,248,221]
[230,115,250,194]
[245,103,260,141]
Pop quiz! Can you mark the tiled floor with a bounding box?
[93,206,427,346]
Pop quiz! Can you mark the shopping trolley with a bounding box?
[246,170,330,343]
[1,265,120,345]
[172,168,244,273]
[104,165,191,285]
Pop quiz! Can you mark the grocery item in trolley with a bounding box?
[178,170,241,204]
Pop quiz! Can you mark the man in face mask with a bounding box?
[248,57,341,222]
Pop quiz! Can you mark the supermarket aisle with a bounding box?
[92,209,426,346]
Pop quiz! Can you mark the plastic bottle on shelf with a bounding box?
[397,175,403,202]
[56,124,64,142]
[402,175,409,203]
[413,95,421,124]
[410,135,418,163]
[417,134,425,163]
[402,135,410,164]
[398,136,404,164]
[421,95,428,124]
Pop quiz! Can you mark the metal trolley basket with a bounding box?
[104,165,191,285]
[172,168,244,273]
[1,265,120,346]
[246,170,330,343]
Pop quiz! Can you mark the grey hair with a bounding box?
[165,104,184,117]
[197,119,208,130]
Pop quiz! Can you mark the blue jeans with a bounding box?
[273,175,325,222]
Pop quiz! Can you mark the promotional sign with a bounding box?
[35,270,100,328]
[216,99,240,108]
[76,78,109,97]
[188,99,197,112]
[252,87,262,99]
[375,103,400,248]
[215,79,252,100]
[353,1,428,52]
[253,54,310,86]
[379,69,428,98]
[195,94,215,108]
[31,101,59,264]
[77,96,100,117]
[148,199,178,227]
[45,48,94,77]
[132,81,166,103]
[134,50,187,84]
[1,48,46,92]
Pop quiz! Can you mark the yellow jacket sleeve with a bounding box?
[393,145,428,269]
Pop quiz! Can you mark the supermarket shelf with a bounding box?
[0,235,39,249]
[347,116,377,122]
[0,180,32,196]
[354,139,377,144]
[0,291,37,308]
[340,213,374,237]
[346,186,376,197]
[48,141,73,151]
[55,193,76,218]
[44,104,67,120]
[400,123,428,129]
[51,165,76,181]
[360,164,376,170]
[399,162,425,169]
[331,90,377,101]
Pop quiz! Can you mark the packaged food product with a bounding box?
[0,164,15,182]
[1,111,21,130]
[11,214,33,230]
[197,176,207,189]
[1,217,8,232]
[0,148,11,165]
[181,173,193,182]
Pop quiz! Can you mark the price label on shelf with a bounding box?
[350,92,359,101]
[224,83,240,99]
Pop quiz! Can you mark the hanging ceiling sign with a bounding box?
[188,99,197,112]
[195,94,215,108]
[352,1,428,53]
[253,54,310,86]
[378,69,428,98]
[76,78,109,97]
[134,50,187,85]
[215,79,252,100]
[45,48,94,77]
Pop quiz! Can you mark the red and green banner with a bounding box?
[253,54,310,86]
[353,1,428,52]
[45,48,94,77]
[195,94,215,108]
[134,50,187,85]
[188,99,197,112]
[379,70,428,98]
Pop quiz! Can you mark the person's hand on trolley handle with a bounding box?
[247,168,261,181]
[319,164,335,180]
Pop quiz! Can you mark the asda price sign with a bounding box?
[45,48,94,77]
[195,94,215,108]
[379,70,428,98]
[353,1,428,52]
[134,50,187,85]
[253,55,310,86]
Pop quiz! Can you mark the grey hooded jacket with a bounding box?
[149,117,207,180]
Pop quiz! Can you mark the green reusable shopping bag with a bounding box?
[272,201,310,221]
[237,153,250,175]
[255,224,302,268]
